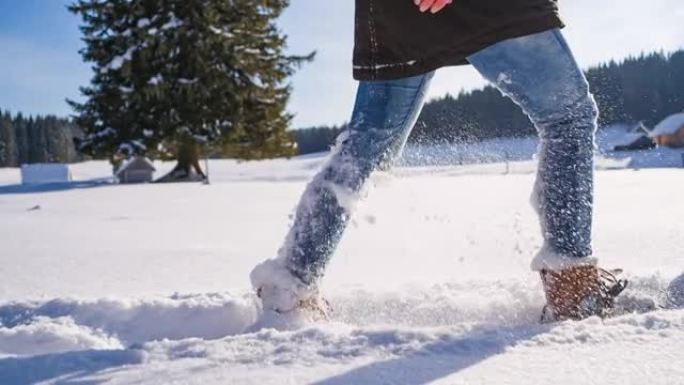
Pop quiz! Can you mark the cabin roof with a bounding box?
[116,157,156,175]
[630,122,651,136]
[649,113,684,137]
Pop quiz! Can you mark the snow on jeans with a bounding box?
[279,29,598,287]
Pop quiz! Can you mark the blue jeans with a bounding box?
[281,29,598,286]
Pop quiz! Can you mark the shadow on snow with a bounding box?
[0,179,113,195]
[0,349,144,385]
[310,323,550,385]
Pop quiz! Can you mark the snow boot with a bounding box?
[540,265,628,322]
[249,257,332,330]
[256,285,332,321]
[246,285,331,331]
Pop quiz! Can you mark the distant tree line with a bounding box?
[294,50,684,154]
[0,109,83,167]
[587,51,684,128]
[411,50,684,143]
[3,50,683,163]
[291,124,347,155]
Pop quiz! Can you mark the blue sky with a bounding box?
[1,0,683,127]
[0,1,89,119]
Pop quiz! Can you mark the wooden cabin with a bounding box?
[650,113,684,148]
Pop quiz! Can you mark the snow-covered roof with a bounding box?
[116,157,156,176]
[629,122,651,135]
[649,113,684,137]
[597,124,650,149]
[613,123,650,146]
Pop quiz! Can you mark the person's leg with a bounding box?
[467,29,598,270]
[251,72,434,311]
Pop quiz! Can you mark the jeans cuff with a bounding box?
[530,245,597,272]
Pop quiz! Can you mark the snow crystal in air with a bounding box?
[497,72,513,85]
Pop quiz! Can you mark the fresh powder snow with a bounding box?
[0,150,683,384]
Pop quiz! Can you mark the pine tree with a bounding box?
[28,116,49,163]
[69,0,312,181]
[14,113,29,165]
[0,109,14,167]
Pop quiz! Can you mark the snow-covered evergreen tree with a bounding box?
[69,0,311,180]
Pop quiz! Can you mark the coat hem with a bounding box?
[353,15,564,81]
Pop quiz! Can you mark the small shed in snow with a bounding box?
[116,156,156,184]
[21,163,73,185]
[650,113,684,148]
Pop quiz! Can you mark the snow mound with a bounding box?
[0,317,122,357]
[20,164,72,185]
[149,308,684,363]
[1,309,682,385]
[0,274,680,384]
[0,274,672,358]
[0,292,258,356]
[79,308,684,385]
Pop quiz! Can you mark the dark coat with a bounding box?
[353,0,563,80]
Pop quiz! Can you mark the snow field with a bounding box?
[0,275,680,384]
[0,154,683,384]
[2,291,682,384]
